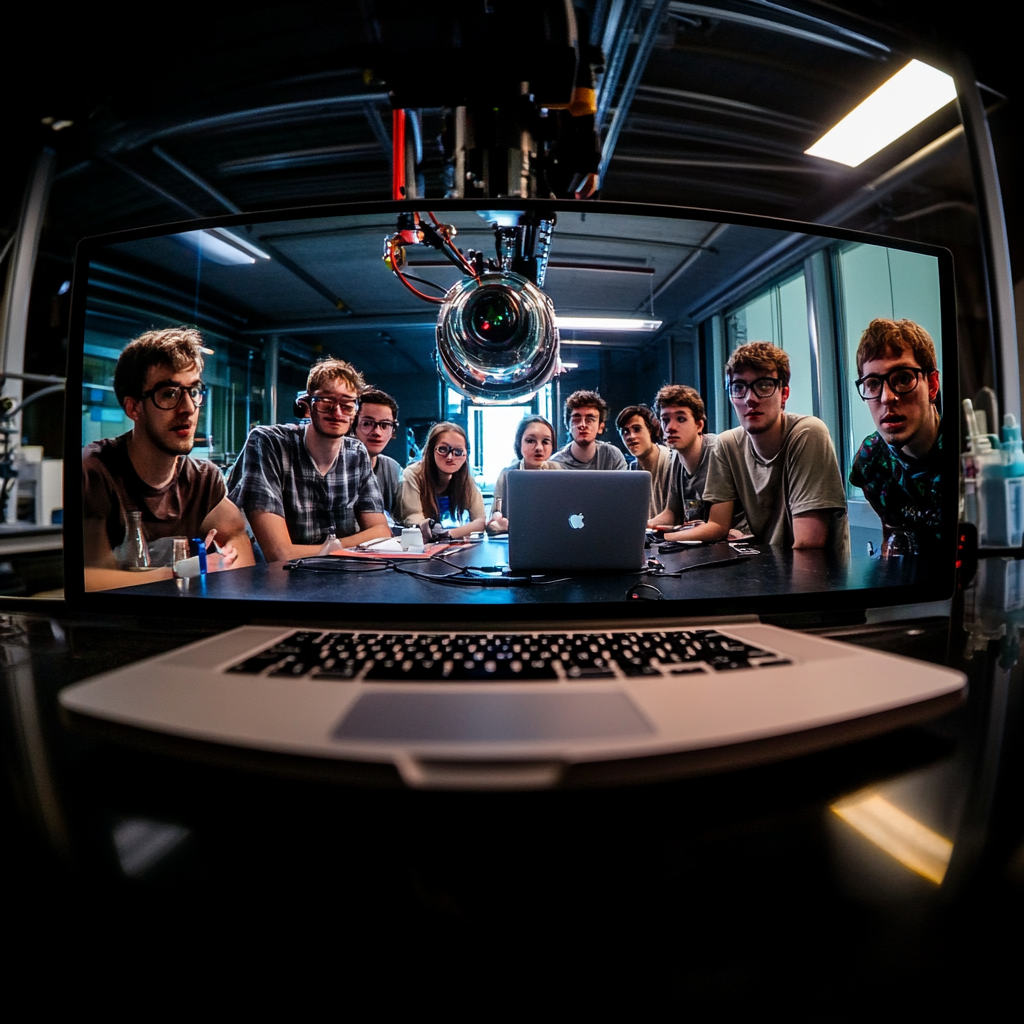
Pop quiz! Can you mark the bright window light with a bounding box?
[555,317,662,331]
[805,59,956,168]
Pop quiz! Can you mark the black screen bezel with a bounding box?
[62,197,960,623]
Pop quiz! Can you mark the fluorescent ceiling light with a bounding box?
[561,339,603,346]
[175,229,270,266]
[211,228,271,260]
[560,362,579,369]
[805,59,956,167]
[555,317,662,331]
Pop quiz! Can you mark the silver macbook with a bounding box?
[59,199,965,791]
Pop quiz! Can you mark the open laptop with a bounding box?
[507,470,650,572]
[59,198,966,789]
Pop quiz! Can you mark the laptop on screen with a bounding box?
[58,198,966,789]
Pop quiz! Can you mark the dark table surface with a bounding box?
[107,536,933,609]
[4,552,1024,1006]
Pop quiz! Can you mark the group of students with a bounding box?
[81,315,942,589]
[486,315,942,559]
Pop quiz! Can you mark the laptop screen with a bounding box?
[63,199,958,622]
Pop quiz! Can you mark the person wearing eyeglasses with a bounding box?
[551,390,627,470]
[401,421,486,540]
[228,357,390,560]
[82,327,255,590]
[849,319,942,553]
[354,388,404,523]
[486,414,564,534]
[669,342,849,554]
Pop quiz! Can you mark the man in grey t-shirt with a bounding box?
[646,384,718,527]
[673,342,849,556]
[354,388,404,523]
[551,389,627,471]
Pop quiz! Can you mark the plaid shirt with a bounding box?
[228,424,383,545]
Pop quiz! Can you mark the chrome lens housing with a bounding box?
[436,271,560,403]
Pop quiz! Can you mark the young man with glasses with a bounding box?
[551,390,627,470]
[354,388,404,523]
[228,357,389,560]
[671,342,849,554]
[849,318,942,552]
[82,327,254,590]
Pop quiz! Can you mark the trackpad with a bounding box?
[333,691,653,743]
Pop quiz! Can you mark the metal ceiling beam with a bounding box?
[634,84,816,131]
[600,0,671,183]
[667,2,889,58]
[107,92,391,152]
[153,145,243,213]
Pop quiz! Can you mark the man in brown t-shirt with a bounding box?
[82,327,254,591]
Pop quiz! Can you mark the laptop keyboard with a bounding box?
[227,628,791,681]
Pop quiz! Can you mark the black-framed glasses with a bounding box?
[357,416,397,433]
[855,367,926,401]
[308,395,357,415]
[727,377,782,400]
[435,444,467,458]
[141,381,208,409]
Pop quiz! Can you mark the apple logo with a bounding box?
[568,513,585,530]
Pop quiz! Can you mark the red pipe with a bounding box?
[392,109,406,200]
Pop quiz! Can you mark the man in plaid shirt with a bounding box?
[228,358,390,561]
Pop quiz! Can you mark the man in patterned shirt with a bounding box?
[849,318,942,554]
[228,357,389,561]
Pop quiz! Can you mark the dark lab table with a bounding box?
[108,537,933,610]
[3,554,1023,1006]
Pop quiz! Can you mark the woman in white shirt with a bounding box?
[487,414,564,533]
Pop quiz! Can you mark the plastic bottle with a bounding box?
[999,414,1024,547]
[318,528,343,555]
[963,399,1002,544]
[115,510,151,570]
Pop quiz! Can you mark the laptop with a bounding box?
[59,198,966,790]
[507,470,650,572]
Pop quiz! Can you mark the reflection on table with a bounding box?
[107,536,937,607]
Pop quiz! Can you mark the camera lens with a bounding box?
[467,287,519,346]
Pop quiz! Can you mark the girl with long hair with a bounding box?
[487,414,564,533]
[401,421,486,539]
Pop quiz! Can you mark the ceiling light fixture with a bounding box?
[175,229,271,266]
[554,317,662,331]
[560,339,603,346]
[805,59,957,168]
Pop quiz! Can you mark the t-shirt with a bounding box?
[661,435,718,523]
[373,453,404,522]
[227,424,383,545]
[703,414,849,556]
[82,433,226,560]
[401,459,486,526]
[550,440,627,471]
[628,445,673,519]
[491,458,564,512]
[849,428,942,552]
